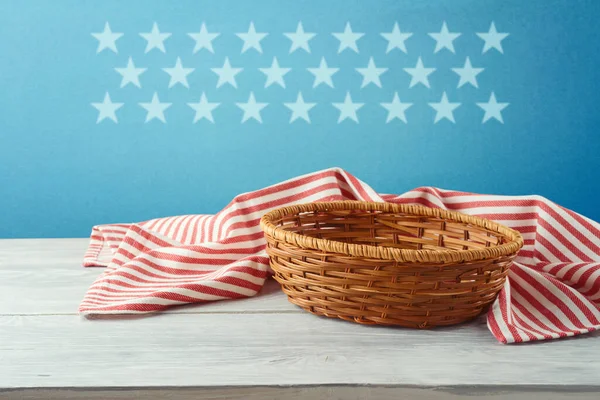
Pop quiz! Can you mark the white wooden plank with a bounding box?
[0,239,299,315]
[2,239,600,395]
[0,239,94,266]
[1,313,599,389]
[1,387,598,400]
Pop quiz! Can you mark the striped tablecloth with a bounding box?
[80,167,600,344]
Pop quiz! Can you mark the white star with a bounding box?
[428,21,461,54]
[332,22,364,54]
[187,92,220,123]
[91,92,123,123]
[188,23,220,54]
[140,22,171,54]
[91,22,123,54]
[333,92,364,123]
[139,93,172,123]
[429,92,461,124]
[452,57,484,88]
[477,92,509,123]
[477,22,509,54]
[404,57,436,88]
[356,57,387,88]
[236,92,268,123]
[380,22,412,54]
[307,57,339,88]
[380,92,412,123]
[259,57,291,88]
[162,57,194,89]
[236,22,268,54]
[211,57,243,88]
[284,22,316,54]
[114,57,146,88]
[284,92,316,123]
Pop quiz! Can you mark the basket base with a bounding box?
[275,278,492,329]
[291,300,486,329]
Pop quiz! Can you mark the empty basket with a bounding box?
[260,201,524,328]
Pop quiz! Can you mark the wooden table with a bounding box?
[1,239,599,399]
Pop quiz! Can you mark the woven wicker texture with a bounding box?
[260,201,524,328]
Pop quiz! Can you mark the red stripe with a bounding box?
[80,300,209,313]
[509,305,554,340]
[143,250,263,266]
[127,224,175,249]
[345,172,373,201]
[436,199,599,256]
[232,169,347,204]
[216,181,358,240]
[561,263,589,283]
[535,233,568,262]
[393,196,442,210]
[85,281,252,299]
[214,275,263,292]
[578,266,600,299]
[412,187,481,198]
[120,258,270,280]
[512,268,588,330]
[567,209,600,240]
[170,216,187,240]
[486,309,507,344]
[497,287,522,343]
[510,288,571,337]
[179,215,195,244]
[517,250,534,259]
[540,273,600,325]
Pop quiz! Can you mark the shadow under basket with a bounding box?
[260,201,524,329]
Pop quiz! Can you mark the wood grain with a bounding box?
[0,239,599,396]
[2,387,598,400]
[1,313,600,389]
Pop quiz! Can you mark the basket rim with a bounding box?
[259,201,524,263]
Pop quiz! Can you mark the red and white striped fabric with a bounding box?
[80,167,600,344]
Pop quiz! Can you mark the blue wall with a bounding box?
[1,0,599,238]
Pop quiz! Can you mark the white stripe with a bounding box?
[448,205,597,261]
[209,175,336,241]
[151,217,171,233]
[190,215,211,244]
[191,237,266,250]
[488,297,515,343]
[163,216,186,238]
[211,175,346,242]
[100,260,266,286]
[543,263,600,301]
[174,215,196,243]
[511,269,597,330]
[510,303,556,340]
[90,274,256,297]
[546,202,600,251]
[535,223,580,262]
[569,263,600,288]
[98,226,130,234]
[508,277,565,333]
[220,187,353,239]
[147,246,253,262]
[440,193,600,246]
[339,169,382,201]
[425,193,543,204]
[396,191,447,208]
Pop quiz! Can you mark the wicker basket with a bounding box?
[260,201,524,328]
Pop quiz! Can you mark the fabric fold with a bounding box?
[80,167,600,344]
